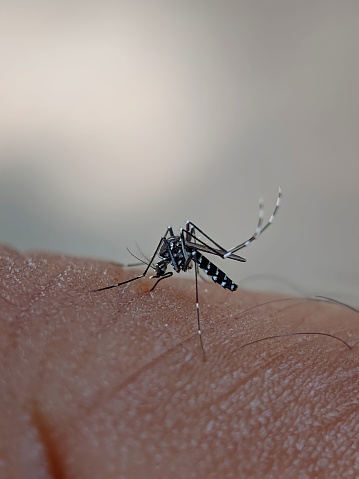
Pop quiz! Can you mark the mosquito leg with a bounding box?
[186,221,227,252]
[197,268,211,283]
[184,227,239,259]
[92,275,144,292]
[184,187,281,262]
[223,197,264,257]
[185,220,194,243]
[224,187,282,257]
[184,225,210,282]
[256,186,282,236]
[182,229,246,262]
[194,251,206,361]
[92,236,165,292]
[188,225,203,278]
[179,227,192,269]
[167,226,175,237]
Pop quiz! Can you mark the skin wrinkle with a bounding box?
[113,345,349,473]
[1,245,359,478]
[179,353,296,453]
[35,285,201,431]
[318,407,357,442]
[31,403,67,479]
[143,351,285,444]
[71,334,195,425]
[1,252,73,326]
[216,348,296,407]
[19,284,87,386]
[0,292,17,308]
[114,294,356,478]
[301,416,356,472]
[290,375,356,449]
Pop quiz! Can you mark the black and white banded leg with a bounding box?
[184,186,282,261]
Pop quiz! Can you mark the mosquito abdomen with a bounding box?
[195,252,238,291]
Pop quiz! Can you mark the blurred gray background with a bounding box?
[0,1,358,300]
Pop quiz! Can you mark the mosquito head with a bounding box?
[155,259,168,277]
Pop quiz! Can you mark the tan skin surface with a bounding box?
[0,244,358,479]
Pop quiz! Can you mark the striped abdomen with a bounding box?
[194,251,238,291]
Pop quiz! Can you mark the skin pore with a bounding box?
[0,245,358,479]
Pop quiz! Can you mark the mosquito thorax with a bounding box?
[158,236,189,271]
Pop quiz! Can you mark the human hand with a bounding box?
[1,245,358,478]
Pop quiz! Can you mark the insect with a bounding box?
[93,187,282,357]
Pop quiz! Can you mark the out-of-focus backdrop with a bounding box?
[1,2,358,299]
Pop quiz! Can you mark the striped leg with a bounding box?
[185,187,282,261]
[224,186,282,257]
[193,249,206,360]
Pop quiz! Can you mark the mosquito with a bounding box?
[93,187,282,357]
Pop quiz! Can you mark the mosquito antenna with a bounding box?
[126,248,147,265]
[236,332,351,351]
[134,242,154,267]
[126,247,155,269]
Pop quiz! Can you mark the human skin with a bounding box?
[0,245,358,479]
